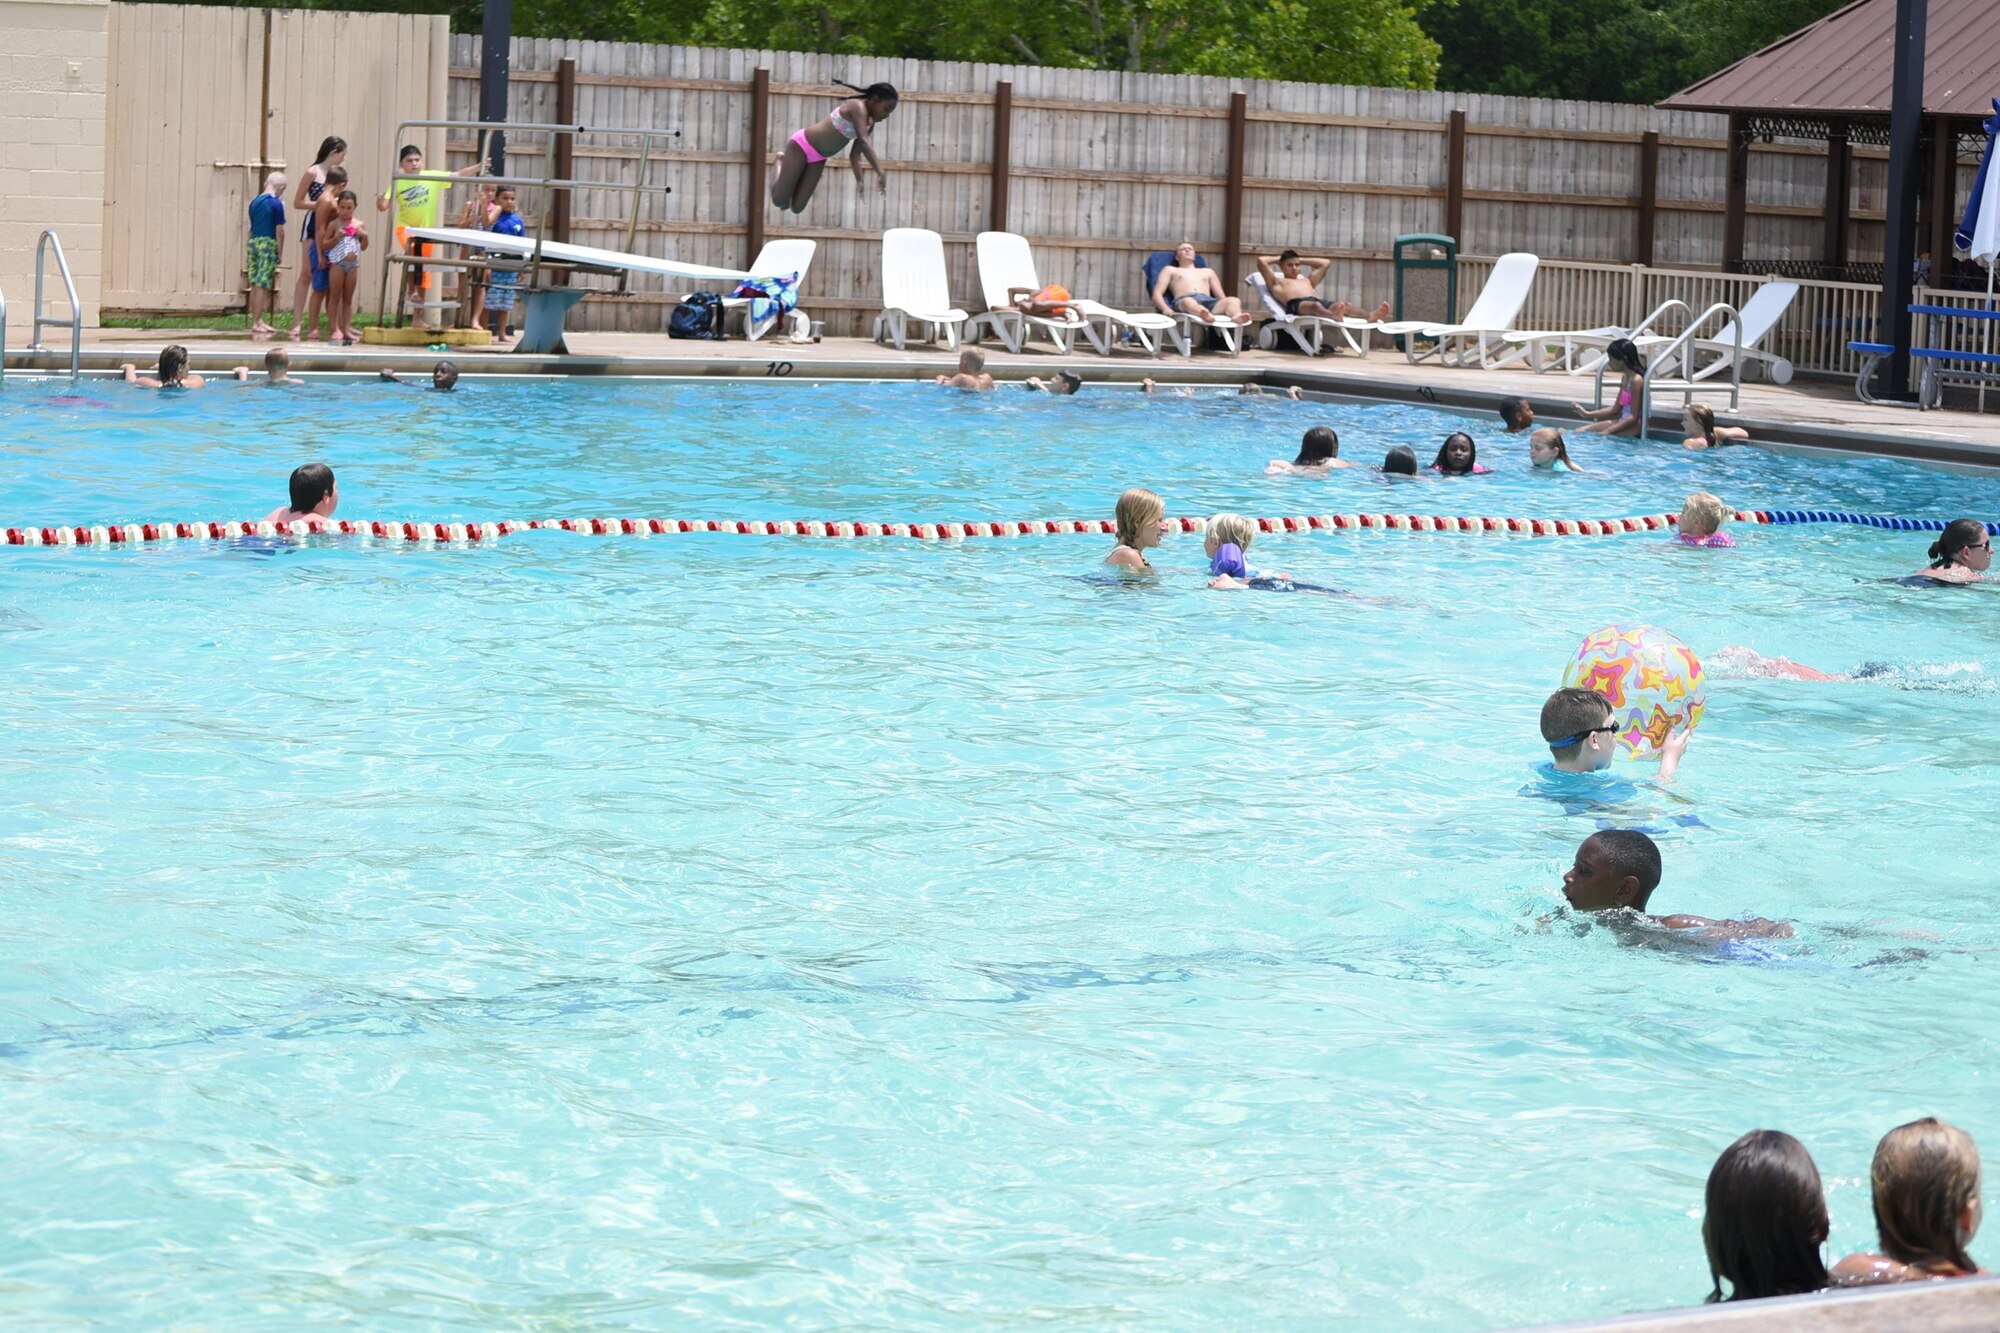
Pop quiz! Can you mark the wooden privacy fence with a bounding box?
[102,4,449,316]
[442,35,1940,349]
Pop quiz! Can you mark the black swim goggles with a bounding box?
[1549,724,1618,750]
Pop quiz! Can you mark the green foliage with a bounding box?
[1418,0,1854,103]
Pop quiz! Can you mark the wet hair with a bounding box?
[1279,248,1301,264]
[1205,512,1254,552]
[1929,519,1989,568]
[1686,402,1718,445]
[1681,492,1729,538]
[957,347,985,373]
[1114,487,1165,549]
[158,344,189,383]
[1605,338,1648,374]
[288,462,336,513]
[1703,1131,1830,1303]
[1431,431,1478,474]
[1540,687,1613,758]
[1296,425,1339,465]
[312,136,347,166]
[432,360,460,389]
[335,189,357,206]
[835,80,899,106]
[1585,828,1661,902]
[1381,445,1418,476]
[263,346,290,371]
[324,166,348,188]
[399,144,423,161]
[1498,396,1532,429]
[1869,1118,1982,1276]
[1529,426,1578,471]
[1052,371,1081,394]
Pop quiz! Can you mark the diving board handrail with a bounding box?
[375,117,683,329]
[30,229,81,378]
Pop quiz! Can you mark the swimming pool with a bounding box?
[4,378,1999,1329]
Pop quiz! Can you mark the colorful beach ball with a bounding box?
[1561,624,1705,755]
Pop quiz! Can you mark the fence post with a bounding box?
[1635,130,1658,266]
[746,67,770,261]
[990,80,1012,234]
[1722,112,1749,273]
[1445,109,1466,245]
[1823,119,1850,270]
[1926,115,1955,289]
[553,57,576,245]
[1221,91,1247,292]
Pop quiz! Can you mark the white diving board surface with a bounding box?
[400,228,773,352]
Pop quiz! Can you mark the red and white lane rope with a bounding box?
[4,511,1780,547]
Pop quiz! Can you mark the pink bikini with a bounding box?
[790,104,861,164]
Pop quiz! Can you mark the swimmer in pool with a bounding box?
[1681,403,1750,450]
[1431,431,1491,475]
[1560,829,1793,944]
[1380,445,1420,477]
[1528,427,1584,472]
[1106,487,1166,570]
[264,462,338,528]
[379,361,460,392]
[1901,519,1992,586]
[122,345,248,390]
[1204,512,1262,588]
[1267,425,1353,474]
[1542,686,1689,782]
[1675,492,1736,547]
[934,347,994,391]
[261,347,301,386]
[1498,396,1535,433]
[1025,371,1081,395]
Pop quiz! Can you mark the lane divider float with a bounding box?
[2,510,1980,548]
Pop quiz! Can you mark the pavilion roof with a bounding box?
[1660,0,1999,120]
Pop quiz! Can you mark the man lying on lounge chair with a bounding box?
[1255,251,1390,323]
[1153,242,1251,326]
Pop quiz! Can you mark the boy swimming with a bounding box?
[934,347,995,391]
[1560,829,1792,944]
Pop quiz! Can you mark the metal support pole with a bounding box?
[1445,109,1466,246]
[479,0,512,173]
[1877,0,1926,401]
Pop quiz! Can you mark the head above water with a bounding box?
[432,360,460,391]
[1296,425,1339,465]
[957,347,985,374]
[1049,371,1081,395]
[1928,518,1991,571]
[1562,828,1661,914]
[1684,402,1718,444]
[1498,396,1533,431]
[1869,1117,1983,1276]
[157,344,190,385]
[1381,445,1418,476]
[1528,427,1574,471]
[1203,512,1254,559]
[1540,686,1616,768]
[1114,487,1166,550]
[287,462,337,516]
[1704,1130,1830,1303]
[263,346,290,375]
[1681,492,1729,538]
[1432,432,1478,474]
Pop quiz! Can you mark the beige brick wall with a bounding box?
[0,0,108,333]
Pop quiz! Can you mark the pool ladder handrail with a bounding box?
[30,228,82,378]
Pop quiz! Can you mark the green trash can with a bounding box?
[1393,233,1457,327]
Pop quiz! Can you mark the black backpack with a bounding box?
[669,291,724,339]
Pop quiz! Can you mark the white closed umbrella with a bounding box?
[1962,102,2000,409]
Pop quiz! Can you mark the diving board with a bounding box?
[401,227,769,353]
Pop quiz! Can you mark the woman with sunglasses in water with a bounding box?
[1902,519,1993,587]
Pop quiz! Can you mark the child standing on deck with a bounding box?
[298,166,347,343]
[321,191,369,346]
[246,173,287,339]
[289,137,345,342]
[480,186,526,342]
[376,144,488,323]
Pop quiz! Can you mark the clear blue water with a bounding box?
[4,377,2000,1329]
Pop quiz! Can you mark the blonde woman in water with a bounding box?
[1107,488,1167,570]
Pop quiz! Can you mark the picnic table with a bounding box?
[1849,304,2000,409]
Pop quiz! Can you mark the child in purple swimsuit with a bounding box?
[1675,492,1737,547]
[769,81,897,215]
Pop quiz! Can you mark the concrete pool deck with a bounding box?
[14,328,2000,470]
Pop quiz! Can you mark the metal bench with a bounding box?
[1849,305,2000,409]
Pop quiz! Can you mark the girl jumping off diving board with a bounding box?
[770,80,898,214]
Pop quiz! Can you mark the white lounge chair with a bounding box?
[1375,252,1539,368]
[1068,300,1184,357]
[722,238,816,342]
[1637,281,1798,386]
[1502,299,1692,375]
[1243,271,1372,357]
[965,232,1090,354]
[873,228,969,352]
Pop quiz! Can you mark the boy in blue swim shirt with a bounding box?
[1523,686,1700,829]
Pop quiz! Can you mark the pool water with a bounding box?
[4,378,1999,1329]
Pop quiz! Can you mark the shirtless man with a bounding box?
[264,463,339,528]
[1255,250,1390,322]
[1152,242,1250,326]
